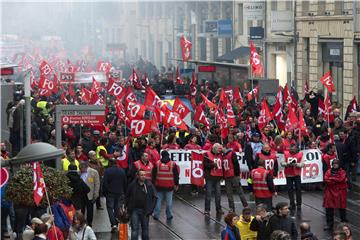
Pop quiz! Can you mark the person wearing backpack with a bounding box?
[69,212,96,240]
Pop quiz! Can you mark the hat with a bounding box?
[31,217,43,225]
[252,132,260,137]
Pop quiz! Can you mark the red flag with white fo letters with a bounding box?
[191,152,205,187]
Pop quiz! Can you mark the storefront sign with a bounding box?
[244,2,265,20]
[271,11,293,32]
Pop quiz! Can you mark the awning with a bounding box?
[216,47,252,63]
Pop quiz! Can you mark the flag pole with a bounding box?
[42,175,59,240]
[160,124,165,146]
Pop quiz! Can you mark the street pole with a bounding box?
[23,70,31,146]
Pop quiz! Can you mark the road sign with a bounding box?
[1,168,9,188]
[61,115,105,125]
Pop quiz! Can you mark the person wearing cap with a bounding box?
[79,161,100,227]
[80,128,97,155]
[152,150,179,221]
[323,159,348,230]
[22,217,43,240]
[244,132,263,172]
[40,213,64,240]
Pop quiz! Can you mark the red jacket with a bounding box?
[282,139,296,151]
[322,153,337,171]
[227,141,242,152]
[76,152,88,161]
[145,147,160,165]
[47,225,64,240]
[251,167,273,199]
[257,151,277,177]
[134,160,153,180]
[202,141,213,151]
[323,168,347,209]
[184,143,202,150]
[223,151,235,178]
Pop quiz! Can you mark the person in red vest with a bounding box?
[130,152,154,182]
[204,143,224,215]
[323,159,348,230]
[255,143,278,177]
[223,148,248,213]
[250,159,276,211]
[152,150,179,221]
[226,134,242,152]
[145,139,160,165]
[322,143,337,173]
[282,144,304,211]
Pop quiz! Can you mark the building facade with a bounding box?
[295,0,360,112]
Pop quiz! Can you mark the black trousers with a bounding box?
[81,199,94,226]
[286,176,302,208]
[325,208,347,226]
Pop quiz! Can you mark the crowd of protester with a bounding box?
[2,54,360,240]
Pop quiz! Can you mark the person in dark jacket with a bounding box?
[126,169,157,240]
[300,222,318,240]
[250,204,273,240]
[103,159,127,232]
[152,150,179,221]
[66,164,90,211]
[80,128,96,155]
[266,202,298,240]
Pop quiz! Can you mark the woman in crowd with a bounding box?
[69,212,97,240]
[221,213,240,240]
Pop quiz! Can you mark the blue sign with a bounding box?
[218,19,232,37]
[250,27,264,40]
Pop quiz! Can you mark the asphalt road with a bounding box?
[94,187,360,240]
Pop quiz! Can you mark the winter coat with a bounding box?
[267,214,298,240]
[102,166,127,196]
[323,168,347,209]
[66,171,90,210]
[126,179,157,216]
[69,225,97,240]
[221,225,241,240]
[144,146,160,165]
[250,216,270,240]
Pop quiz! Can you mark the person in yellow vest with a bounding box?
[62,148,80,171]
[36,101,54,118]
[96,138,119,168]
[235,207,257,240]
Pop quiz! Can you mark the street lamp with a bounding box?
[1,142,65,168]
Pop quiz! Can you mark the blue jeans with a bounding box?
[131,208,149,240]
[205,178,222,212]
[154,190,173,219]
[106,194,123,225]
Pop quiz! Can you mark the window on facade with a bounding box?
[334,1,344,15]
[286,0,293,11]
[238,3,243,36]
[271,1,277,10]
[302,1,309,16]
[318,0,326,16]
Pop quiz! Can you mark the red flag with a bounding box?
[97,61,112,73]
[320,71,335,93]
[176,67,184,84]
[130,119,153,136]
[201,93,217,109]
[173,97,191,119]
[67,59,75,73]
[161,108,188,131]
[115,101,126,121]
[318,98,325,117]
[144,87,166,109]
[285,104,299,132]
[91,77,101,95]
[272,87,285,131]
[116,138,129,169]
[283,84,291,103]
[39,88,51,97]
[33,162,45,206]
[194,105,210,127]
[233,86,244,107]
[39,60,53,76]
[298,109,309,136]
[191,152,205,187]
[219,89,229,108]
[142,73,150,87]
[38,74,57,93]
[129,69,142,90]
[258,98,272,130]
[346,96,358,115]
[190,72,197,97]
[250,41,263,77]
[247,85,259,102]
[125,87,138,103]
[225,102,236,127]
[180,36,192,62]
[107,77,126,100]
[126,101,146,120]
[224,87,234,103]
[324,94,334,123]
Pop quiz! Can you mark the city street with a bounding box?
[94,188,360,239]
